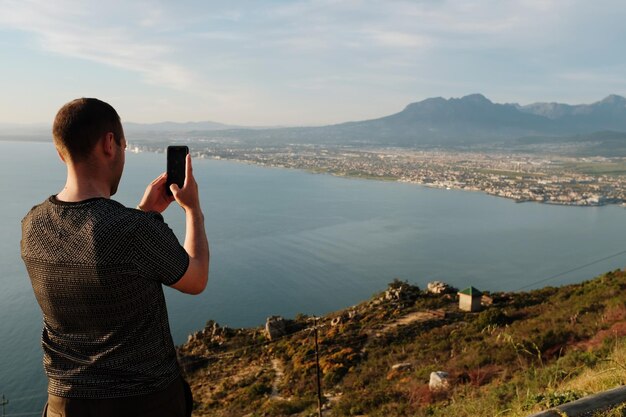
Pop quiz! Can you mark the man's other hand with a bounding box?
[137,172,175,213]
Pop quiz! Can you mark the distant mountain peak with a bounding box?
[402,96,445,112]
[403,94,494,113]
[599,94,626,105]
[332,93,626,146]
[459,93,491,104]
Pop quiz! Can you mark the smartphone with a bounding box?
[166,145,189,195]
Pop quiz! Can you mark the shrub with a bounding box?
[525,390,586,409]
[262,398,315,416]
[474,308,510,330]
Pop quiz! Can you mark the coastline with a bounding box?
[139,142,626,208]
[10,137,622,208]
[6,138,625,207]
[204,153,626,208]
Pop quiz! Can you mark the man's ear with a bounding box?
[56,149,66,163]
[102,132,116,158]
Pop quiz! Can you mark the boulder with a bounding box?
[481,294,494,306]
[385,287,400,301]
[265,316,287,341]
[429,371,450,392]
[384,281,420,304]
[427,281,455,294]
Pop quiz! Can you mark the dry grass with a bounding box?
[564,339,626,394]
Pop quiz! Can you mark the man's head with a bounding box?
[53,98,126,195]
[53,98,124,163]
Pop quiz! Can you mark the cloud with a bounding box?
[0,0,199,91]
[1,0,625,124]
[0,0,588,82]
[365,30,432,49]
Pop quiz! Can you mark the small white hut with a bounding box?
[458,286,482,312]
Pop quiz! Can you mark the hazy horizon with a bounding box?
[0,92,624,130]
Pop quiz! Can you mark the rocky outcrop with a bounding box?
[383,280,421,306]
[265,316,287,341]
[427,281,457,294]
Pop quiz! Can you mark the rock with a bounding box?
[429,371,450,392]
[481,294,494,306]
[210,321,221,336]
[331,312,353,326]
[265,316,287,341]
[331,316,343,327]
[391,363,413,371]
[371,299,382,306]
[427,281,456,294]
[387,363,414,380]
[384,281,420,304]
[385,287,400,301]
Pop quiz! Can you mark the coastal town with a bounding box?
[129,142,626,207]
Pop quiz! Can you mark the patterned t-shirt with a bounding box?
[21,196,189,398]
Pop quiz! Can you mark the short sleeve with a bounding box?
[132,212,189,285]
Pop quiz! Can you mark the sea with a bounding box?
[2,139,626,414]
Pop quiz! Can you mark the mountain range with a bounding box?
[271,93,626,146]
[3,94,626,147]
[157,93,626,147]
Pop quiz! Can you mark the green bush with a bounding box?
[262,398,315,415]
[475,308,510,330]
[525,390,586,409]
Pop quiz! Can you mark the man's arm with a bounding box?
[169,154,209,295]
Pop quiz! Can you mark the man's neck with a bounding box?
[56,188,110,203]
[56,167,111,202]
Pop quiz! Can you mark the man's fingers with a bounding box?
[184,154,193,187]
[151,172,168,186]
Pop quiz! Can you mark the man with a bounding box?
[21,98,209,417]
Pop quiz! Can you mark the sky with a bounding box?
[0,0,625,126]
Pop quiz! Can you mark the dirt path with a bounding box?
[270,358,285,400]
[380,310,445,333]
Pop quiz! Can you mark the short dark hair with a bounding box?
[52,98,123,162]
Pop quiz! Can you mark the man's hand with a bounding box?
[137,172,175,213]
[169,154,201,212]
[168,154,209,295]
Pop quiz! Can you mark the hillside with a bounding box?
[320,94,555,145]
[513,130,626,157]
[177,271,626,416]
